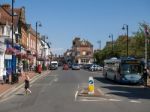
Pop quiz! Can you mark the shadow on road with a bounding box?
[94,77,150,100]
[94,77,117,85]
[15,93,24,96]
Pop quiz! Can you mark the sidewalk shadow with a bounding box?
[15,93,24,96]
[102,85,150,100]
[94,77,117,85]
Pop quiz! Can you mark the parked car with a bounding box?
[83,64,92,69]
[49,61,58,70]
[89,64,103,71]
[63,64,69,70]
[72,64,80,70]
[49,64,57,70]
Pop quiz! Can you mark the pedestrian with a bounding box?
[2,68,7,84]
[24,73,32,95]
[142,68,148,87]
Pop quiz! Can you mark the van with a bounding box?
[49,61,58,70]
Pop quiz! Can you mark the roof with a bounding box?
[0,4,25,29]
[73,37,93,47]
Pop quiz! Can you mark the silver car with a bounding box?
[72,64,80,70]
[89,64,103,71]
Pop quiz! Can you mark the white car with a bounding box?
[89,64,103,71]
[72,64,80,70]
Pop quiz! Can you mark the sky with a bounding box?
[1,0,150,55]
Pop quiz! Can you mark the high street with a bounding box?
[0,68,150,112]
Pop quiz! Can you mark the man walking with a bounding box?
[142,68,148,87]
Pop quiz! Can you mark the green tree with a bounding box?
[94,22,150,64]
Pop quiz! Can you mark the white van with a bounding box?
[50,61,58,70]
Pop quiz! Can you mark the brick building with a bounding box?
[72,37,93,64]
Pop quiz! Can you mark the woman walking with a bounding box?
[24,73,32,94]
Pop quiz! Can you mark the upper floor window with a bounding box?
[82,51,86,56]
[0,26,4,36]
[6,25,10,36]
[76,51,80,56]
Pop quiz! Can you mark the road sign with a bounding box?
[88,76,94,94]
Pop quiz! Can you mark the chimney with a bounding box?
[1,4,11,10]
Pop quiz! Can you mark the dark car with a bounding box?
[49,65,57,70]
[83,64,92,69]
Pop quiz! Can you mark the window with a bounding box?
[82,51,86,56]
[81,59,89,63]
[0,26,4,36]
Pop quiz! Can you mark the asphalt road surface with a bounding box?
[0,67,150,112]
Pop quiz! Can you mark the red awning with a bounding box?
[5,47,20,54]
[27,55,34,60]
[16,53,28,59]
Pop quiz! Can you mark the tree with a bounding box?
[94,22,150,64]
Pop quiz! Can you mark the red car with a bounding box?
[63,64,69,70]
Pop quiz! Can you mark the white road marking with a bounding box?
[129,100,141,103]
[78,84,79,89]
[75,91,78,101]
[79,97,107,102]
[108,99,122,102]
[54,77,58,82]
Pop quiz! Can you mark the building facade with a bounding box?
[72,37,93,64]
[0,3,52,83]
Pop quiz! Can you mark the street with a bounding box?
[0,68,150,112]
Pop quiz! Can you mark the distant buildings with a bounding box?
[64,37,94,64]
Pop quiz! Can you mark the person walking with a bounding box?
[142,68,148,87]
[24,73,32,95]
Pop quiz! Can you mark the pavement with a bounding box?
[0,70,51,100]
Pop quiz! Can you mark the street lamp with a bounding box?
[11,0,16,84]
[122,24,129,57]
[36,21,42,68]
[144,25,149,68]
[109,34,113,54]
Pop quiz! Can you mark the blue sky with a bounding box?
[1,0,150,55]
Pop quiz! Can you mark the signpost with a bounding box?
[88,76,95,95]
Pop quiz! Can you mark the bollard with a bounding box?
[88,76,94,95]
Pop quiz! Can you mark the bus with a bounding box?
[103,57,144,84]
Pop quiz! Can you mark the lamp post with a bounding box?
[35,21,42,68]
[144,25,149,68]
[11,0,15,84]
[109,34,113,54]
[122,24,129,57]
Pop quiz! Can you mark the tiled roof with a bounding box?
[0,4,25,29]
[73,37,93,47]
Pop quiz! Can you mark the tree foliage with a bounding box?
[94,22,150,64]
